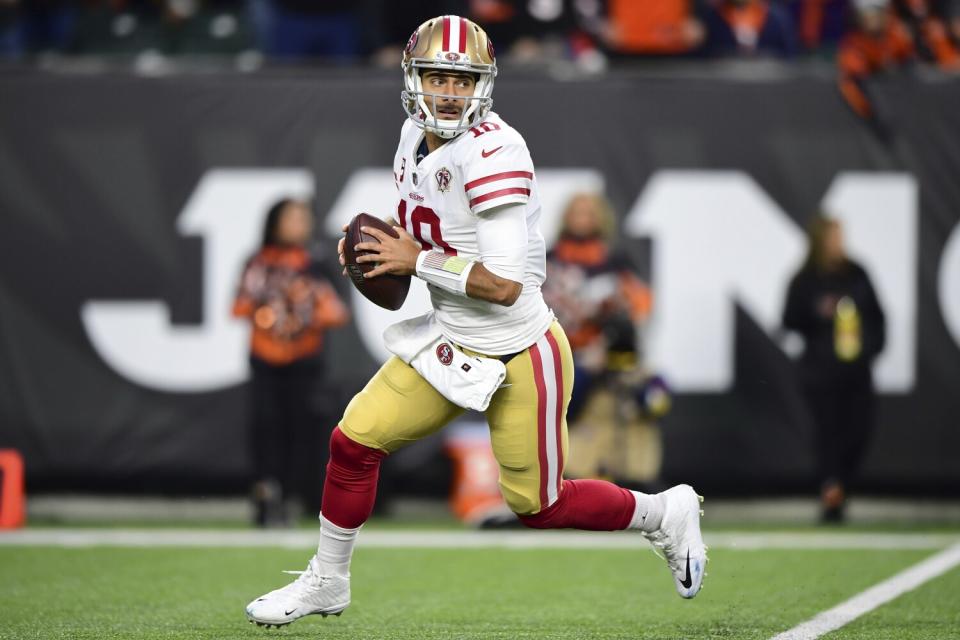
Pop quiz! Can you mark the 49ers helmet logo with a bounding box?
[436,343,454,365]
[404,30,419,54]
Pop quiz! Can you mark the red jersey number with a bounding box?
[469,122,501,137]
[397,200,457,255]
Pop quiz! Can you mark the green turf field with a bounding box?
[1,531,958,639]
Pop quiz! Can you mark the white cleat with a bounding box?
[642,484,708,599]
[245,554,350,627]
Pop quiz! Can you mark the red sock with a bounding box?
[320,426,387,529]
[518,479,636,531]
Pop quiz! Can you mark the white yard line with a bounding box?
[769,543,960,640]
[0,529,957,550]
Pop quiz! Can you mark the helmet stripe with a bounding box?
[442,16,451,51]
[459,17,467,53]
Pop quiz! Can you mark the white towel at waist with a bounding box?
[383,312,506,412]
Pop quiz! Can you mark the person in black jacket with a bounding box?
[783,215,886,523]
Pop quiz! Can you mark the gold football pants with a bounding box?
[340,321,573,515]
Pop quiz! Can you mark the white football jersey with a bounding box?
[392,112,554,355]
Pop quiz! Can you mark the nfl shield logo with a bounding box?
[436,167,452,193]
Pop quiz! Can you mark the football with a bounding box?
[343,213,411,310]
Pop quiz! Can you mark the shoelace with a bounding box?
[281,556,324,588]
[642,529,674,567]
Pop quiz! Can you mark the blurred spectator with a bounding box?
[949,0,960,41]
[233,198,349,527]
[365,1,445,68]
[456,0,603,66]
[788,0,850,53]
[160,0,252,56]
[0,1,20,56]
[543,194,650,413]
[542,194,669,488]
[894,0,960,68]
[599,0,705,56]
[703,0,800,58]
[0,0,78,57]
[246,0,361,60]
[782,215,885,523]
[32,1,254,58]
[837,0,915,122]
[14,0,956,66]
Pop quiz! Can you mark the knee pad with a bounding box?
[322,426,387,529]
[328,426,386,475]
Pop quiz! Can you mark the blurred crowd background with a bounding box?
[2,0,959,67]
[4,0,960,125]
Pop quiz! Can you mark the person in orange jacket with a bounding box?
[234,198,349,527]
[896,0,960,67]
[837,0,915,123]
[542,193,654,422]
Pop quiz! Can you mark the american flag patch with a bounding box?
[423,251,469,275]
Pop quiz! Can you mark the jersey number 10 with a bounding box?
[397,200,457,255]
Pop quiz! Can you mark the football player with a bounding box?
[246,15,707,628]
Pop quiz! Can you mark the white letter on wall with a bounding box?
[626,171,806,391]
[626,170,917,393]
[940,222,960,351]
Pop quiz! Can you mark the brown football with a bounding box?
[343,213,411,310]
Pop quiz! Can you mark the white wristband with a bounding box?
[415,250,475,296]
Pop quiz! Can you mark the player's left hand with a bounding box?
[355,225,421,278]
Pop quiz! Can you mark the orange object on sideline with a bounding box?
[445,438,505,523]
[0,449,25,528]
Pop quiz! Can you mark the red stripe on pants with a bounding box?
[529,342,550,509]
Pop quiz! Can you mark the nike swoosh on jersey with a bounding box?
[481,146,503,158]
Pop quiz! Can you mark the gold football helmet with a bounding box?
[401,15,497,139]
